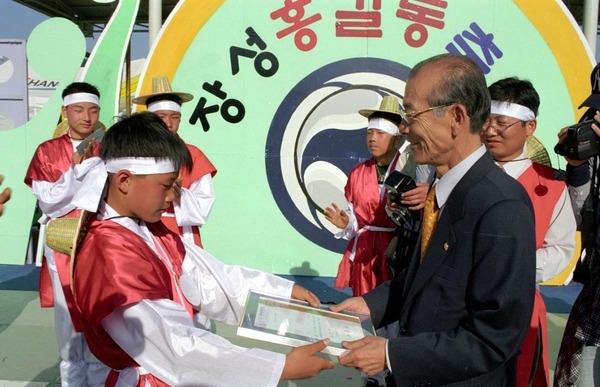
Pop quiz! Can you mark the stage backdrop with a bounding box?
[0,1,594,286]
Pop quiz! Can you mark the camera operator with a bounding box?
[554,63,600,386]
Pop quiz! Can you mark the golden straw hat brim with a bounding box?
[52,120,107,139]
[45,210,92,260]
[358,95,404,122]
[132,75,193,105]
[526,135,552,168]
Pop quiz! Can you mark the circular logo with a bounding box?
[266,57,411,252]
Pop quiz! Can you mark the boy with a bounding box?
[133,75,217,248]
[24,82,107,385]
[69,112,334,386]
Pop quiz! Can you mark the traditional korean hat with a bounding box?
[52,119,106,139]
[525,135,552,167]
[358,95,404,122]
[132,75,194,106]
[45,210,93,287]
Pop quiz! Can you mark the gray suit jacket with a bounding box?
[364,151,536,387]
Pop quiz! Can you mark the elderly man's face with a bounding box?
[401,68,454,168]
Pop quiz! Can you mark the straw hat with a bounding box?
[526,135,552,167]
[132,75,194,106]
[45,210,93,287]
[45,210,92,259]
[358,95,404,122]
[52,119,106,139]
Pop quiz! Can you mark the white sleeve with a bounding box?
[333,202,358,240]
[173,174,215,227]
[31,157,103,221]
[178,238,294,325]
[536,187,577,283]
[102,299,284,387]
[32,167,79,220]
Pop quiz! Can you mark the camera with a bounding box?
[554,119,600,160]
[384,171,419,227]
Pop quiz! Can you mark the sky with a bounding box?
[0,0,149,60]
[0,0,598,62]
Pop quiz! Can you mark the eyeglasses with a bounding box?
[483,120,522,134]
[400,103,454,124]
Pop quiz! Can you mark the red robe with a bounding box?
[161,143,216,247]
[516,162,566,387]
[335,158,395,296]
[24,134,83,311]
[74,219,192,387]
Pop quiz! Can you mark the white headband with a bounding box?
[368,117,400,136]
[105,157,177,174]
[70,157,177,213]
[147,100,181,113]
[63,92,99,107]
[490,101,535,121]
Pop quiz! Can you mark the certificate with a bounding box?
[237,290,375,356]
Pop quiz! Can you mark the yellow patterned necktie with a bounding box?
[420,185,439,260]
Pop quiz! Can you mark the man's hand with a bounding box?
[399,183,429,211]
[329,296,370,315]
[0,175,11,217]
[323,203,349,229]
[281,339,335,380]
[291,284,320,307]
[338,336,387,376]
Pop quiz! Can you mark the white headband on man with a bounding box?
[368,117,400,136]
[490,101,536,121]
[63,93,99,107]
[147,100,181,113]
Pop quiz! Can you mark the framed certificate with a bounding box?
[237,290,375,356]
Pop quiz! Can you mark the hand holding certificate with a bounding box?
[237,291,375,356]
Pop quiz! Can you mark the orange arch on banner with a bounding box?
[136,0,225,103]
[514,0,595,119]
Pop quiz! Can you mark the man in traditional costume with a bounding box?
[324,95,433,297]
[133,75,216,248]
[482,77,576,387]
[24,82,109,385]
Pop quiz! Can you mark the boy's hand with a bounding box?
[323,203,349,229]
[281,339,335,380]
[0,175,11,216]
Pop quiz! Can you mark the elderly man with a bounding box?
[332,53,536,386]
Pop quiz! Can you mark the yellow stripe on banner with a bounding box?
[514,0,595,120]
[138,0,225,102]
[541,232,581,286]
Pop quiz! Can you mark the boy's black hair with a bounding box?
[145,93,182,107]
[62,82,101,99]
[100,112,193,172]
[488,77,540,116]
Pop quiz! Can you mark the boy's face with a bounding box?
[62,102,100,140]
[154,109,182,133]
[125,172,178,223]
[366,128,400,159]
